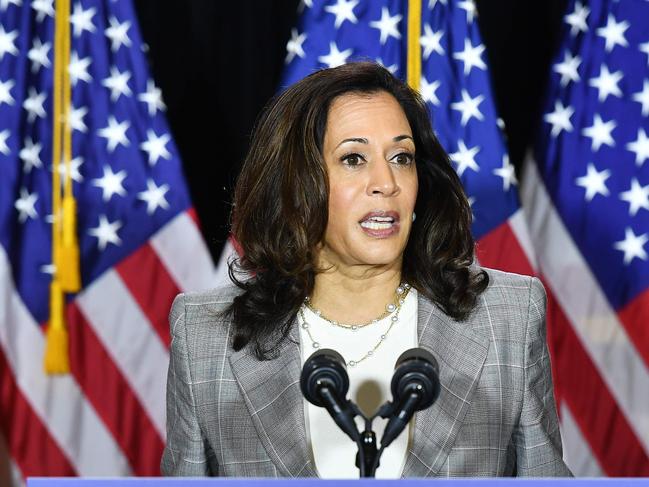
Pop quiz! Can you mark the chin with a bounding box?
[352,245,405,267]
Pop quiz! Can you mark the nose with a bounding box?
[367,160,400,197]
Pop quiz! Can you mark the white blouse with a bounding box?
[298,289,418,478]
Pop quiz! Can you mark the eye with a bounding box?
[392,152,415,165]
[340,152,366,166]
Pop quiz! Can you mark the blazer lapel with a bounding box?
[229,322,317,478]
[401,295,490,477]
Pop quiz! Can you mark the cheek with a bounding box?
[325,182,364,246]
[400,171,419,208]
[327,182,358,223]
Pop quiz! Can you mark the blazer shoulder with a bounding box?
[467,267,546,343]
[169,284,242,336]
[480,267,545,307]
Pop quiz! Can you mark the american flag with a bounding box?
[523,0,649,476]
[280,0,536,278]
[0,0,218,482]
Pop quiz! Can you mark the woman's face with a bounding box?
[319,91,418,270]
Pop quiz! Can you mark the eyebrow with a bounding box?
[335,135,414,149]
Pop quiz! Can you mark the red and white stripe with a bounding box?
[0,209,219,482]
[521,159,649,475]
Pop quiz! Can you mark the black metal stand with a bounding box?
[349,402,395,477]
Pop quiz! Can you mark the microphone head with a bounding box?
[300,349,350,407]
[391,348,440,410]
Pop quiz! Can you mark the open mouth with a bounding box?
[358,211,400,236]
[360,215,396,230]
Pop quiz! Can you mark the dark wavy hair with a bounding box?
[227,62,488,359]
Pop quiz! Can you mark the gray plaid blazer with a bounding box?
[161,268,571,477]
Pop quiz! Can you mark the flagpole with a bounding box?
[60,0,81,295]
[45,0,76,374]
[407,0,422,91]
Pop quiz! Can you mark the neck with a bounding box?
[310,261,404,324]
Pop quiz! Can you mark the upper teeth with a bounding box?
[361,216,395,230]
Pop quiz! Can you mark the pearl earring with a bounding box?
[412,212,416,222]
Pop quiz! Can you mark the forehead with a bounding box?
[324,91,412,143]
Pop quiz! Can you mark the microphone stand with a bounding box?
[349,402,395,477]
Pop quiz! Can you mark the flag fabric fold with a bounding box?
[0,0,216,481]
[524,0,649,476]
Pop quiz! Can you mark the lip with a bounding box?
[358,210,401,238]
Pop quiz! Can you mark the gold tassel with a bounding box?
[44,280,70,374]
[60,196,81,292]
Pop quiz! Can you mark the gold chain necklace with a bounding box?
[303,283,410,331]
[299,284,411,367]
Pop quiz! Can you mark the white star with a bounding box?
[68,105,88,133]
[565,1,589,36]
[0,0,22,11]
[588,65,623,102]
[88,215,122,251]
[105,16,131,52]
[31,0,53,22]
[285,28,307,64]
[626,128,649,167]
[40,263,56,275]
[453,39,486,75]
[318,42,353,69]
[420,24,444,59]
[138,179,170,215]
[0,25,18,60]
[544,101,574,137]
[493,155,517,191]
[27,38,51,73]
[19,137,42,172]
[451,89,484,126]
[14,188,38,223]
[0,129,10,155]
[324,0,359,29]
[619,178,649,216]
[23,87,47,123]
[458,0,477,23]
[428,0,447,9]
[140,130,171,166]
[632,80,649,116]
[596,14,629,52]
[70,3,96,37]
[102,66,132,102]
[553,51,581,87]
[420,77,441,106]
[138,79,166,116]
[56,157,84,183]
[369,7,402,45]
[640,41,649,67]
[581,114,616,151]
[0,78,15,106]
[575,163,610,201]
[613,227,648,265]
[98,116,130,152]
[69,51,92,85]
[376,58,397,74]
[449,140,480,177]
[92,165,127,201]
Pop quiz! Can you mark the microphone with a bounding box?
[381,348,440,449]
[300,349,360,442]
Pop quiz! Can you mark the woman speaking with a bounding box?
[161,62,571,477]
